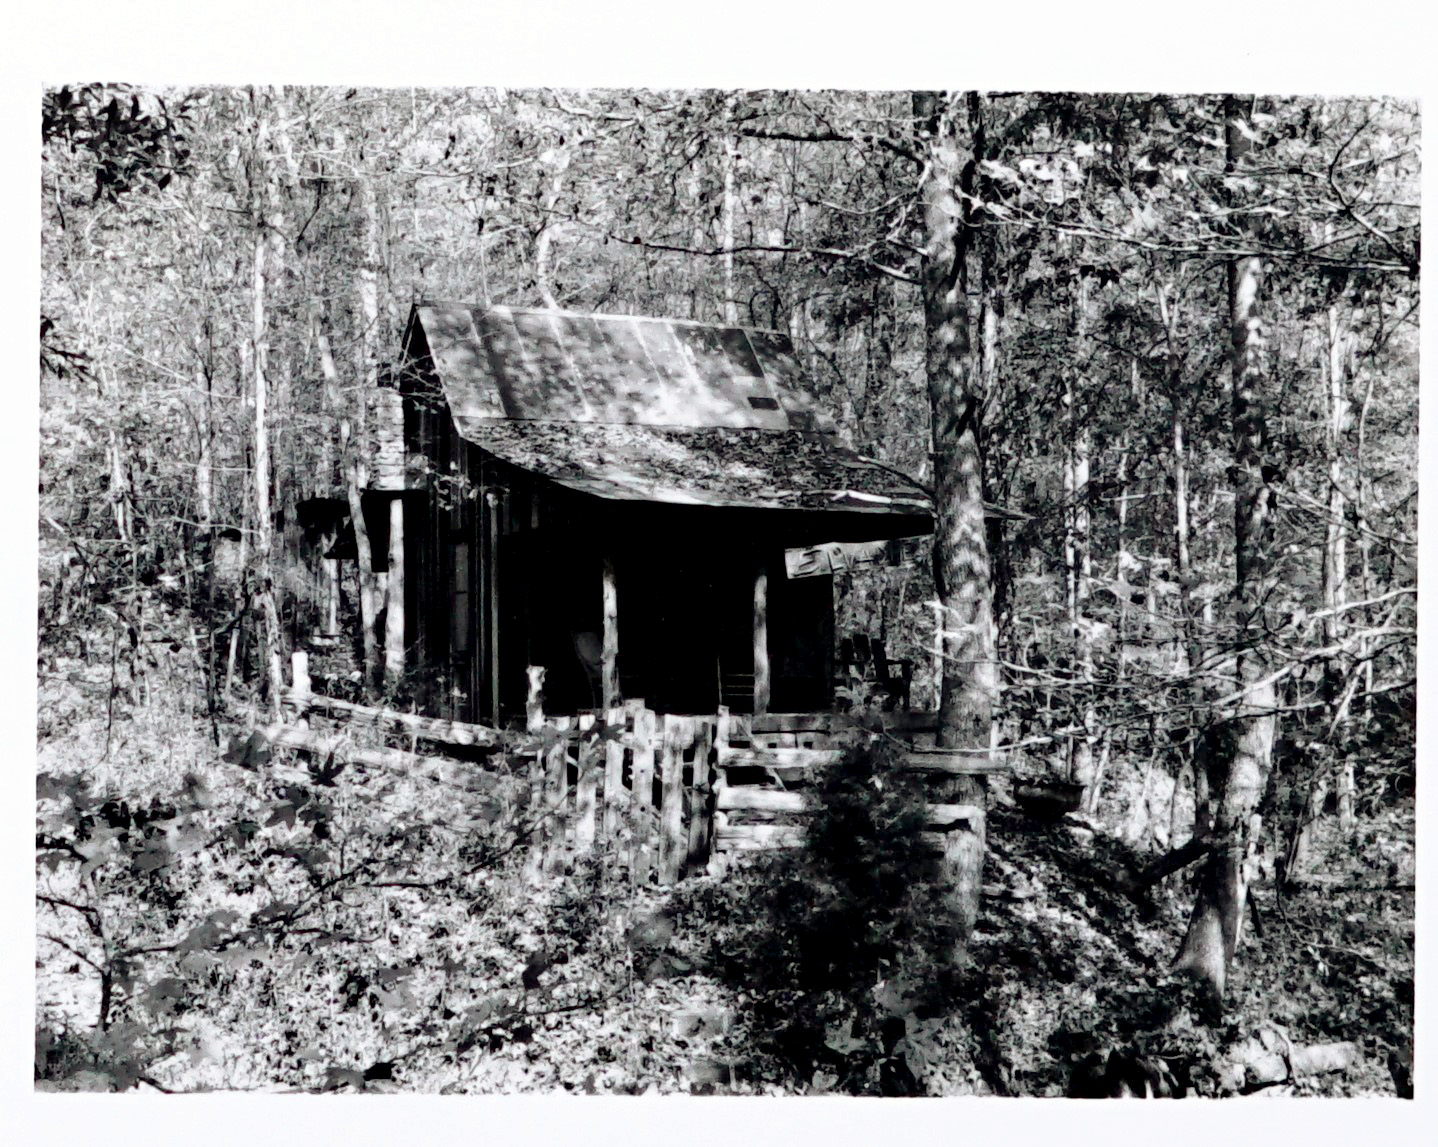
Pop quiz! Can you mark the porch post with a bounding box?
[486,489,501,723]
[753,562,770,715]
[602,553,620,709]
[383,495,405,683]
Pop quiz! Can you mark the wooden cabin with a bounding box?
[370,303,935,725]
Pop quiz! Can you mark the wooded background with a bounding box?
[36,85,1418,1095]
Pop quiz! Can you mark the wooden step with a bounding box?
[716,787,809,813]
[899,748,1009,776]
[747,711,942,735]
[715,786,982,826]
[714,823,807,851]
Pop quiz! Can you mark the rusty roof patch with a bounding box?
[453,419,933,518]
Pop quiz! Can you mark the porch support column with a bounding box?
[753,562,770,715]
[602,553,620,710]
[383,494,405,683]
[485,489,501,723]
[321,557,340,637]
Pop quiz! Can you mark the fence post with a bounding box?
[523,667,546,883]
[659,716,688,885]
[575,713,598,855]
[630,706,656,884]
[543,716,572,878]
[291,650,310,699]
[290,651,311,725]
[686,717,714,873]
[604,706,627,840]
[525,666,546,731]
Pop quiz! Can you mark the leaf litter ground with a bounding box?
[36,651,1413,1096]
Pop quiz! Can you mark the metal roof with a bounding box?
[452,419,932,518]
[408,302,839,432]
[403,302,933,525]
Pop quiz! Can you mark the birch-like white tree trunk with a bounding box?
[1172,96,1280,1000]
[249,91,287,719]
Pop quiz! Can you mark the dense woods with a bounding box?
[37,86,1417,1097]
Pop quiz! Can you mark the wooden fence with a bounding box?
[514,701,716,884]
[275,653,717,885]
[263,654,1009,883]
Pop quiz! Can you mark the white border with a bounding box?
[8,3,1433,1143]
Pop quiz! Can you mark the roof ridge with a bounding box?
[414,299,792,338]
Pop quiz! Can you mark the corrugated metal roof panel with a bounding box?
[412,303,836,430]
[507,309,593,419]
[416,303,506,419]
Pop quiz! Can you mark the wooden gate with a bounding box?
[517,702,715,884]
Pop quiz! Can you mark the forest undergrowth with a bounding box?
[34,600,1414,1097]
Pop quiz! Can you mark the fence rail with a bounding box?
[710,706,1007,865]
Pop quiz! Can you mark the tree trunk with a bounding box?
[1065,273,1096,797]
[343,422,379,694]
[1324,296,1358,836]
[1172,97,1280,1001]
[719,95,740,324]
[1322,301,1350,697]
[1159,277,1213,841]
[915,91,996,955]
[1170,757,1191,850]
[1101,357,1140,818]
[384,495,405,686]
[349,171,384,689]
[192,338,214,588]
[312,311,346,642]
[979,289,1012,660]
[249,95,286,721]
[96,364,132,548]
[535,136,573,309]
